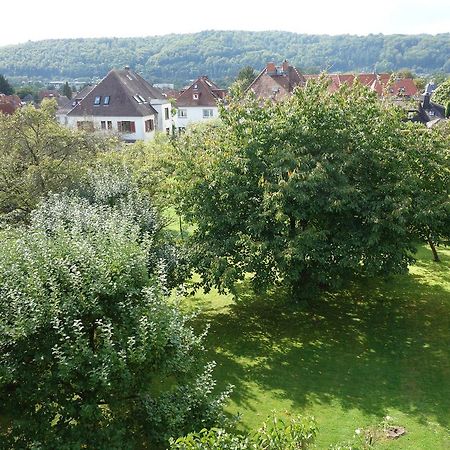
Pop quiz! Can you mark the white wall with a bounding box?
[150,99,174,134]
[174,106,219,130]
[65,115,157,141]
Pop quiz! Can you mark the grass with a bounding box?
[180,244,450,449]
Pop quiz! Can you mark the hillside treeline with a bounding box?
[0,31,449,86]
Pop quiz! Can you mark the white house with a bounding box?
[64,67,173,142]
[174,76,226,133]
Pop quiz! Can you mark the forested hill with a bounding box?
[1,31,449,86]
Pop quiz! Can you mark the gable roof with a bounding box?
[176,76,226,108]
[68,68,163,117]
[247,61,306,99]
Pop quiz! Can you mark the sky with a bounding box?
[1,0,449,47]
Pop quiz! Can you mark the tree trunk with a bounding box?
[427,238,440,262]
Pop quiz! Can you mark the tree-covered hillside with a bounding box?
[0,31,449,86]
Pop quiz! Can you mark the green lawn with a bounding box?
[181,244,450,449]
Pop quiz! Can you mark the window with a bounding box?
[94,96,101,105]
[107,121,112,130]
[145,119,154,132]
[100,121,106,130]
[164,107,170,120]
[76,121,94,131]
[133,95,143,103]
[117,121,136,133]
[178,127,186,135]
[193,93,199,100]
[202,109,214,118]
[166,127,170,135]
[177,109,187,118]
[103,96,110,105]
[138,95,146,103]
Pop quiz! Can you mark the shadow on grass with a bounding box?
[193,246,450,430]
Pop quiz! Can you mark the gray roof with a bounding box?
[68,68,164,117]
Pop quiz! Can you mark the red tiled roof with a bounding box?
[0,94,21,115]
[389,78,418,97]
[304,73,417,97]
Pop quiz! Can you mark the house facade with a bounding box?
[174,76,226,132]
[64,67,173,142]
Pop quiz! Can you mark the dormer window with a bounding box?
[193,93,199,100]
[94,96,101,105]
[103,96,110,105]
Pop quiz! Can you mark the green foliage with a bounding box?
[95,135,178,208]
[403,123,450,259]
[432,77,450,106]
[169,413,317,449]
[0,73,14,95]
[0,100,115,223]
[0,32,449,86]
[174,80,418,298]
[0,192,229,449]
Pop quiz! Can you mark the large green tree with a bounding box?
[174,80,421,298]
[0,190,228,449]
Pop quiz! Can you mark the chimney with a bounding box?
[282,60,289,73]
[266,62,276,74]
[423,92,431,110]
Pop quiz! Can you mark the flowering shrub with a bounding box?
[0,193,227,449]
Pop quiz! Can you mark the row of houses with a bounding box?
[2,61,425,140]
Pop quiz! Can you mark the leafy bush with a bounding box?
[169,413,317,449]
[0,193,228,449]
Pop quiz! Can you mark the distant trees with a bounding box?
[0,74,13,95]
[0,32,449,86]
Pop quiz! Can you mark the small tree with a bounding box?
[0,192,228,449]
[0,74,14,95]
[229,66,257,98]
[61,81,72,99]
[0,100,115,223]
